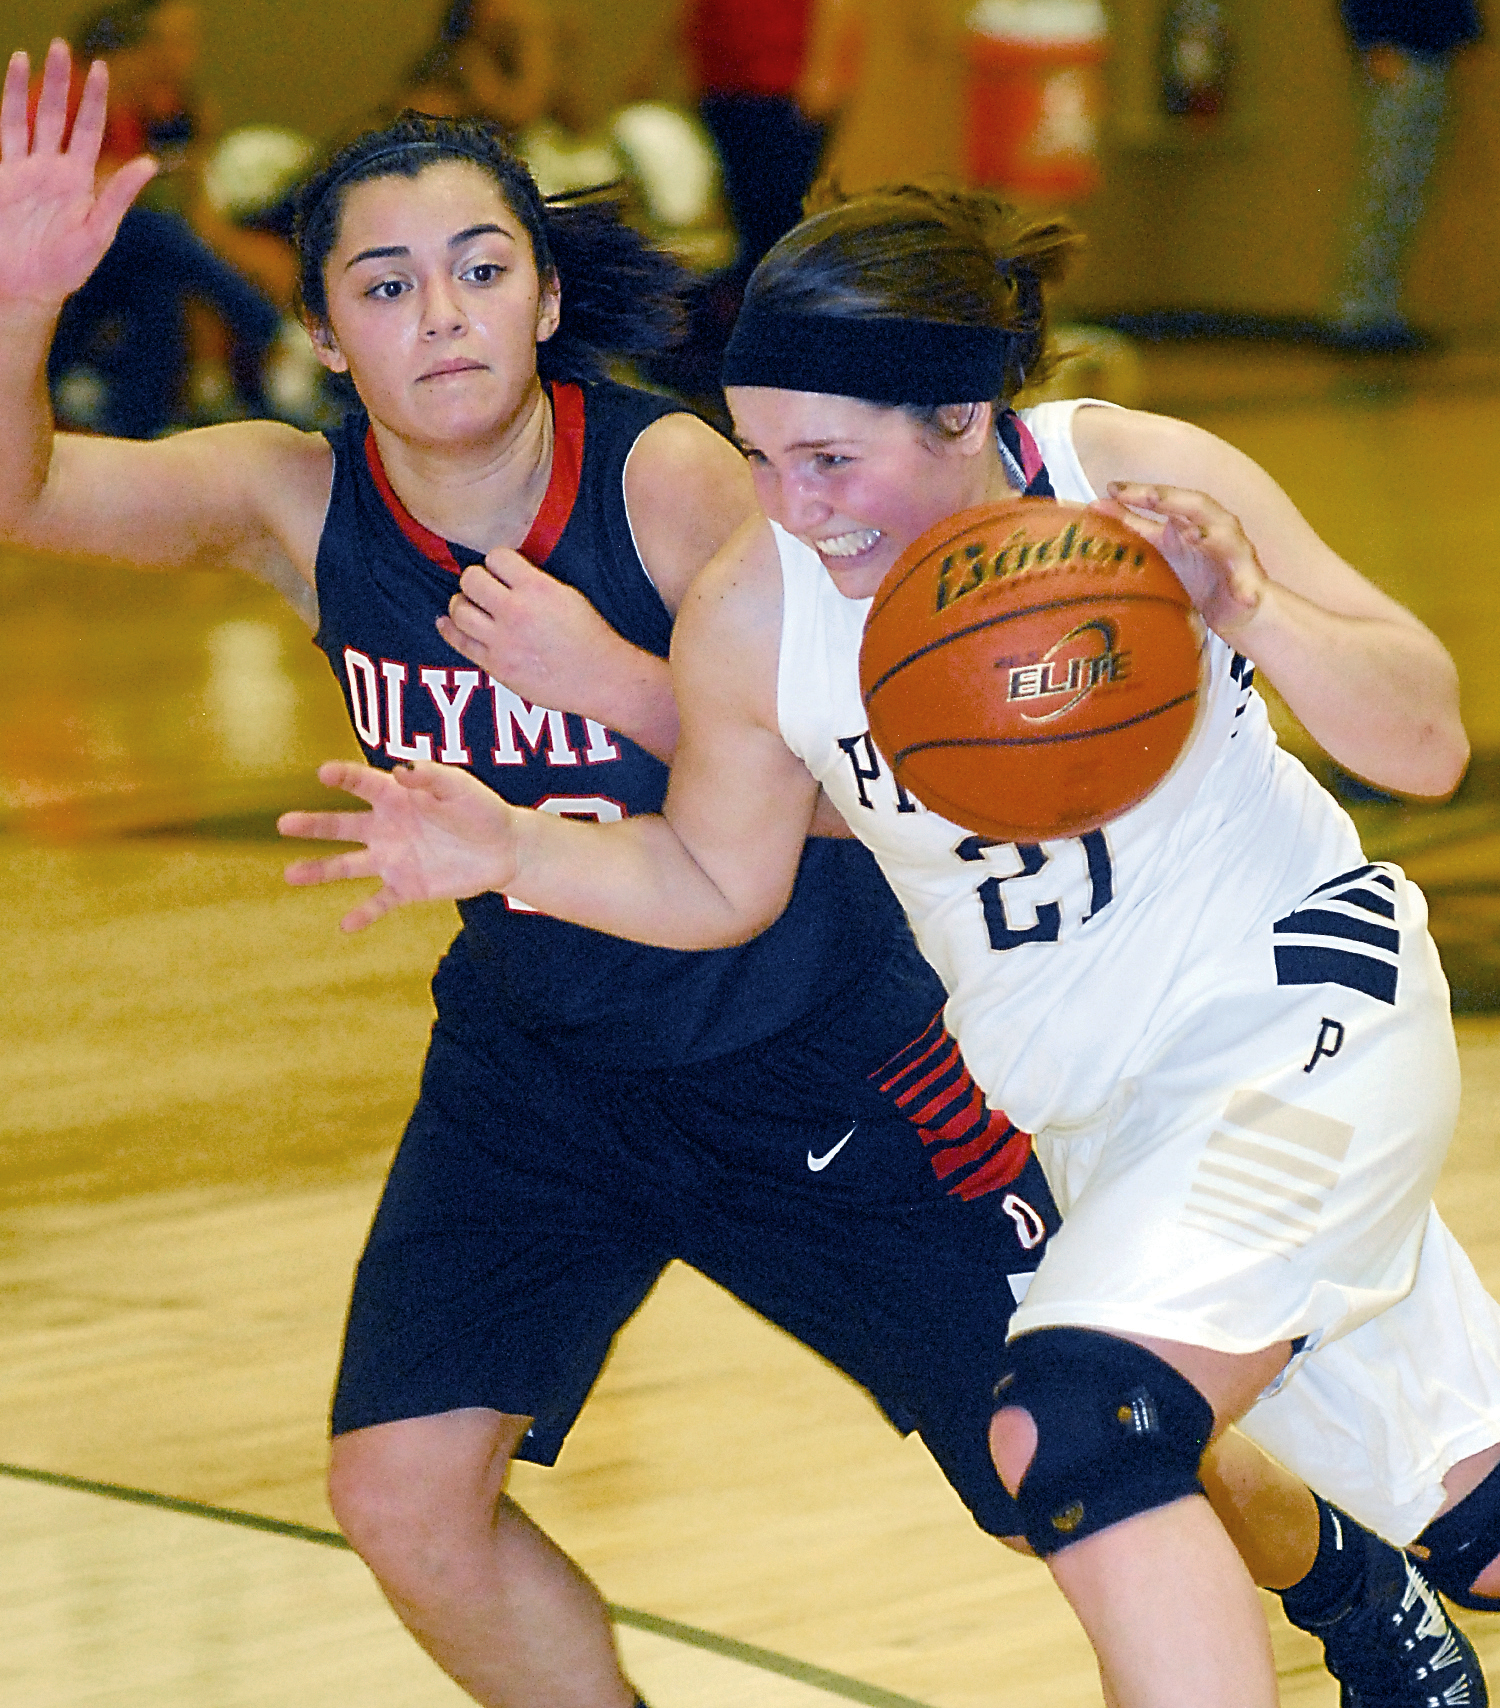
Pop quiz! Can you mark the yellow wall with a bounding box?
[1067,0,1500,334]
[4,0,1495,334]
[822,0,1500,335]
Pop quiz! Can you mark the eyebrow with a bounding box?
[345,223,517,269]
[733,436,851,454]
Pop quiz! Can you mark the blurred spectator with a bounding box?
[1160,0,1232,121]
[399,0,625,200]
[399,0,729,260]
[671,0,864,284]
[130,0,202,160]
[1323,0,1484,351]
[404,0,560,134]
[48,201,279,438]
[26,0,194,168]
[38,2,279,436]
[38,2,299,306]
[199,126,331,424]
[620,0,862,413]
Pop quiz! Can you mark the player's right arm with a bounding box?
[281,515,821,942]
[0,43,326,617]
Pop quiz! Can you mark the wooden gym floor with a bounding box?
[6,338,1500,1706]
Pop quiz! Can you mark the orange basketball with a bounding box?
[859,499,1206,843]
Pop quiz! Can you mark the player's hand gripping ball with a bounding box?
[858,500,1207,842]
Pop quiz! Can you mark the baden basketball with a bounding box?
[858,499,1205,843]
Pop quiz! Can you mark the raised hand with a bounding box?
[0,40,157,310]
[278,760,521,932]
[1104,482,1267,641]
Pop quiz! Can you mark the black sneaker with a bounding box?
[1290,1537,1486,1708]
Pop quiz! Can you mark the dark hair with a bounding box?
[744,183,1083,417]
[73,0,152,56]
[293,111,688,383]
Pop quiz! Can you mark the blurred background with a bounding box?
[1,0,1495,335]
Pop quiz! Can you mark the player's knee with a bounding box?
[327,1428,425,1567]
[988,1328,1215,1558]
[328,1411,528,1578]
[988,1405,1038,1498]
[1414,1463,1500,1610]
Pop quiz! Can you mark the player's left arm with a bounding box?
[1075,404,1468,799]
[436,410,758,764]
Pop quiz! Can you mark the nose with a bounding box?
[777,470,832,536]
[752,462,828,535]
[421,275,468,338]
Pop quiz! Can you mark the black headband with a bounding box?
[721,309,1013,405]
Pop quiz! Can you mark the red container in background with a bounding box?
[964,1,1108,200]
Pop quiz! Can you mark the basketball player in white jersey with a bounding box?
[283,182,1500,1707]
[9,41,1490,1707]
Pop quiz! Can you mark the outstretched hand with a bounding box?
[278,760,520,933]
[1102,483,1268,642]
[0,40,157,310]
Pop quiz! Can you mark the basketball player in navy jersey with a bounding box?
[0,43,1480,1708]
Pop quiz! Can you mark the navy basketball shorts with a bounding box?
[331,938,1060,1538]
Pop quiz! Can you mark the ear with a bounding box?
[307,317,349,376]
[936,400,995,456]
[535,268,561,345]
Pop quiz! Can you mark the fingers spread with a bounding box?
[340,888,397,934]
[31,48,71,156]
[277,760,414,845]
[314,757,399,803]
[276,808,370,845]
[0,53,29,163]
[87,152,159,243]
[392,758,457,797]
[64,51,109,156]
[282,848,375,887]
[281,853,393,933]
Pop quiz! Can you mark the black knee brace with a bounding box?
[1415,1463,1500,1610]
[992,1328,1215,1558]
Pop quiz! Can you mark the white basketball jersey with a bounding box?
[775,398,1365,1132]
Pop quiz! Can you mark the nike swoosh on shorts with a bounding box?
[807,1123,856,1172]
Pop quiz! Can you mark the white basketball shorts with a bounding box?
[1007,861,1500,1540]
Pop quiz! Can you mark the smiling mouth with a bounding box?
[815,528,884,560]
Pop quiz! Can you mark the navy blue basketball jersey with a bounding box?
[313,379,918,1066]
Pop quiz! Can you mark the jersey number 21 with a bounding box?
[956,832,1115,952]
